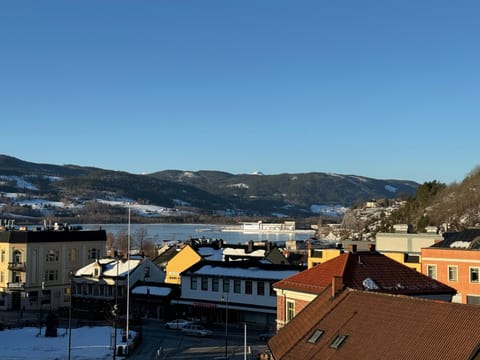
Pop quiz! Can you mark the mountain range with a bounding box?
[0,154,418,221]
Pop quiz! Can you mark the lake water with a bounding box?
[81,223,315,245]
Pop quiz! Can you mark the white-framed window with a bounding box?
[191,276,198,290]
[234,279,241,293]
[427,264,437,279]
[201,277,209,291]
[470,267,480,283]
[212,278,219,292]
[286,300,295,322]
[257,281,265,296]
[448,266,458,282]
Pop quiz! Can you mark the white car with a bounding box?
[165,319,191,329]
[181,323,213,337]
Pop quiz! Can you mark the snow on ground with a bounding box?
[0,326,129,360]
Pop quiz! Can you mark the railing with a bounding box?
[8,262,26,271]
[7,282,25,291]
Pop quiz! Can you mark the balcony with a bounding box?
[7,282,25,291]
[8,262,26,271]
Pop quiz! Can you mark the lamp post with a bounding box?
[221,294,228,359]
[67,271,73,360]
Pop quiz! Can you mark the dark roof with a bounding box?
[269,288,480,360]
[152,246,179,267]
[0,229,107,243]
[273,251,456,296]
[431,228,480,249]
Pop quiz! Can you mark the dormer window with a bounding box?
[94,268,100,277]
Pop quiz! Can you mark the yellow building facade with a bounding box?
[164,245,202,285]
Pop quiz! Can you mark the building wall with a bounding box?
[376,232,441,253]
[165,245,202,285]
[382,252,422,272]
[274,288,317,330]
[422,247,480,304]
[0,229,106,311]
[308,249,343,268]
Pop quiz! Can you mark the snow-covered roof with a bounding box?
[191,265,299,280]
[450,241,471,249]
[76,258,142,277]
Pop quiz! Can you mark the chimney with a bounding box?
[368,243,376,252]
[349,244,357,253]
[331,275,344,298]
[247,240,254,253]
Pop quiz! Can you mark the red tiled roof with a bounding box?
[272,254,349,294]
[270,288,480,360]
[273,251,455,296]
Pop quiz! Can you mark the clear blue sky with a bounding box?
[1,1,479,184]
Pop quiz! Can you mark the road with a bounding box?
[127,319,270,360]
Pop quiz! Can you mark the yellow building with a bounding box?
[164,244,202,285]
[0,223,106,311]
[376,231,442,271]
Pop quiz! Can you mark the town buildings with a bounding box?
[0,222,106,312]
[179,260,301,328]
[421,228,480,304]
[268,283,480,360]
[273,246,456,329]
[71,255,166,320]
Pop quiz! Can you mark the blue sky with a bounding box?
[1,1,479,184]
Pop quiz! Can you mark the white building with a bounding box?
[178,261,300,328]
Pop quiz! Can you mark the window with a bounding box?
[448,266,458,282]
[257,281,265,296]
[46,250,59,262]
[427,265,437,279]
[212,278,219,292]
[330,335,348,349]
[470,267,480,283]
[245,280,252,294]
[0,271,4,283]
[0,250,4,263]
[201,277,209,291]
[307,329,325,344]
[68,248,78,261]
[14,250,22,263]
[286,300,295,322]
[234,279,241,293]
[45,270,58,281]
[191,277,198,290]
[269,282,275,297]
[223,279,230,293]
[94,268,100,277]
[88,248,100,260]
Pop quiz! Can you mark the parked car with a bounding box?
[181,323,213,337]
[259,331,276,341]
[165,319,191,329]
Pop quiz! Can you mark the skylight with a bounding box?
[330,334,348,349]
[307,329,325,344]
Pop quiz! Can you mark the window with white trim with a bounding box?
[448,266,458,282]
[286,300,295,322]
[470,267,480,283]
[427,264,437,279]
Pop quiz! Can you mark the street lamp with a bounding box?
[221,294,228,359]
[68,271,73,360]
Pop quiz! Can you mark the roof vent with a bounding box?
[362,277,379,290]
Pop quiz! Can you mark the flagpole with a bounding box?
[126,206,131,353]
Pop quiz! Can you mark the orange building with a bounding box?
[421,228,480,304]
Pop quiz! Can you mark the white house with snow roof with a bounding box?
[177,260,300,328]
[72,256,167,320]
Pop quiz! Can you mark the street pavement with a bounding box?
[127,319,270,360]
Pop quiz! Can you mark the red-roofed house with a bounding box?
[273,248,456,329]
[269,285,480,360]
